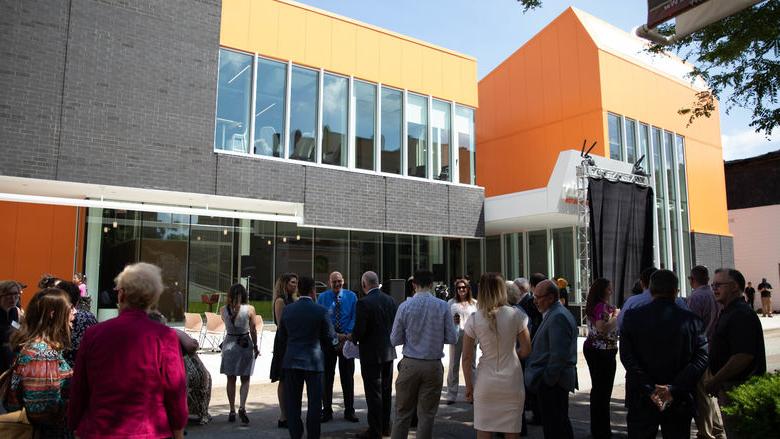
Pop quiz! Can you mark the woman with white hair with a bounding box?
[67,262,188,439]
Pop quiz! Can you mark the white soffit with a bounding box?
[0,176,304,224]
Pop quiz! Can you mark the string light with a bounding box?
[282,236,287,243]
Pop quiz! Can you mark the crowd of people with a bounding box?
[0,262,771,438]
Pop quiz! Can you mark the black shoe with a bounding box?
[446,400,455,405]
[345,413,360,423]
[238,408,249,424]
[320,412,333,423]
[277,419,288,429]
[228,411,235,422]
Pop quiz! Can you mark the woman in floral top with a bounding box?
[4,288,75,438]
[584,278,620,439]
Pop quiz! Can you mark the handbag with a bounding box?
[0,358,34,439]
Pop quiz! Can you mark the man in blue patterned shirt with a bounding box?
[390,269,457,439]
[317,271,359,423]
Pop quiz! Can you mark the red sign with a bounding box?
[647,0,711,28]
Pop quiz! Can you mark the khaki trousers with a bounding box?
[391,357,444,439]
[761,296,772,316]
[694,371,726,439]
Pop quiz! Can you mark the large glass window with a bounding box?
[608,113,623,161]
[313,229,349,290]
[503,233,525,280]
[381,87,403,174]
[215,49,252,153]
[381,233,413,281]
[639,123,650,167]
[245,220,276,320]
[432,100,452,181]
[288,66,318,162]
[456,106,476,184]
[321,74,348,166]
[652,127,668,268]
[552,227,575,300]
[445,238,463,283]
[95,209,141,311]
[485,236,501,273]
[465,239,482,286]
[253,58,287,157]
[664,131,679,273]
[625,118,637,164]
[528,230,548,276]
[275,223,313,279]
[354,81,376,171]
[140,212,190,323]
[189,217,235,315]
[676,135,692,281]
[407,94,428,178]
[349,231,380,292]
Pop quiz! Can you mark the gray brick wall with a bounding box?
[0,0,485,238]
[692,232,735,271]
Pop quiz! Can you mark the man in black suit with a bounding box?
[352,271,397,439]
[620,269,709,439]
[278,276,337,439]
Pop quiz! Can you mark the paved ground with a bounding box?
[185,315,780,438]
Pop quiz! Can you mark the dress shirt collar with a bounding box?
[413,290,432,298]
[299,296,313,301]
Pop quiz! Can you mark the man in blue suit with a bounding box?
[524,279,578,439]
[278,276,337,439]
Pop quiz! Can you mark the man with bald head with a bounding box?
[317,271,359,423]
[352,271,397,438]
[524,279,578,439]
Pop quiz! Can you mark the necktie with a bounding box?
[334,294,342,333]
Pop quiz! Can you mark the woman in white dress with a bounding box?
[463,272,532,438]
[446,278,478,404]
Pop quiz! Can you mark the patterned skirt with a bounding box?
[184,354,212,423]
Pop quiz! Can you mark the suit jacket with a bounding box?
[524,301,578,393]
[352,288,397,364]
[619,298,708,410]
[278,297,337,372]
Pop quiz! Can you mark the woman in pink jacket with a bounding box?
[67,262,188,439]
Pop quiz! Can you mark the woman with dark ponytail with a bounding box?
[219,283,258,424]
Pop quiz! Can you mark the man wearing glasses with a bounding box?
[705,268,766,437]
[524,279,578,439]
[0,280,23,373]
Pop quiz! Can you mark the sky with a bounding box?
[296,0,778,161]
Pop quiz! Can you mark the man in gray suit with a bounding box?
[524,279,578,439]
[278,276,337,439]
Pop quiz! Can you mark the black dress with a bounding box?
[270,294,294,382]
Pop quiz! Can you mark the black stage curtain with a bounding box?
[588,178,654,307]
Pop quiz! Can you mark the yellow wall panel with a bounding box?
[276,5,307,63]
[421,49,443,99]
[304,12,332,69]
[220,0,251,50]
[401,43,423,93]
[378,37,403,88]
[330,20,356,76]
[441,55,461,103]
[460,59,478,108]
[248,0,279,55]
[354,26,380,81]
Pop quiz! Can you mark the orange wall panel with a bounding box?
[0,202,79,308]
[685,142,730,235]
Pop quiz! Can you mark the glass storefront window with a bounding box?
[528,230,548,276]
[253,57,286,157]
[245,220,275,320]
[552,227,575,301]
[625,118,637,164]
[608,113,623,161]
[381,87,403,174]
[275,223,313,279]
[354,81,376,171]
[676,135,692,280]
[140,212,189,323]
[639,123,650,165]
[349,231,380,293]
[456,106,475,184]
[407,93,428,178]
[314,229,349,291]
[215,49,252,153]
[485,235,501,273]
[95,209,141,311]
[652,127,668,268]
[432,100,452,181]
[465,239,482,286]
[289,66,318,162]
[664,131,679,273]
[321,73,348,166]
[189,216,235,314]
[503,233,525,280]
[445,238,463,283]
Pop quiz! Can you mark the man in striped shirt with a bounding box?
[390,269,458,439]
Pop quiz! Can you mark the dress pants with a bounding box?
[391,357,444,439]
[761,296,772,316]
[361,360,393,438]
[693,370,725,439]
[446,328,475,402]
[626,394,692,439]
[537,381,573,439]
[323,347,355,416]
[283,368,323,439]
[584,347,617,439]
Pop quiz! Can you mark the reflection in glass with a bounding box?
[608,113,623,161]
[503,233,525,280]
[676,135,692,290]
[275,223,313,279]
[552,228,575,301]
[289,66,318,162]
[664,131,679,273]
[456,106,475,184]
[381,87,403,174]
[245,220,275,321]
[639,123,650,168]
[189,217,235,313]
[528,230,548,276]
[215,49,252,153]
[625,118,637,164]
[485,236,501,273]
[445,238,463,283]
[354,81,376,171]
[381,233,413,281]
[141,212,190,323]
[322,74,348,166]
[314,229,348,290]
[407,94,428,178]
[349,231,380,293]
[465,239,482,285]
[96,209,141,310]
[432,100,451,181]
[652,127,668,267]
[254,58,287,157]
